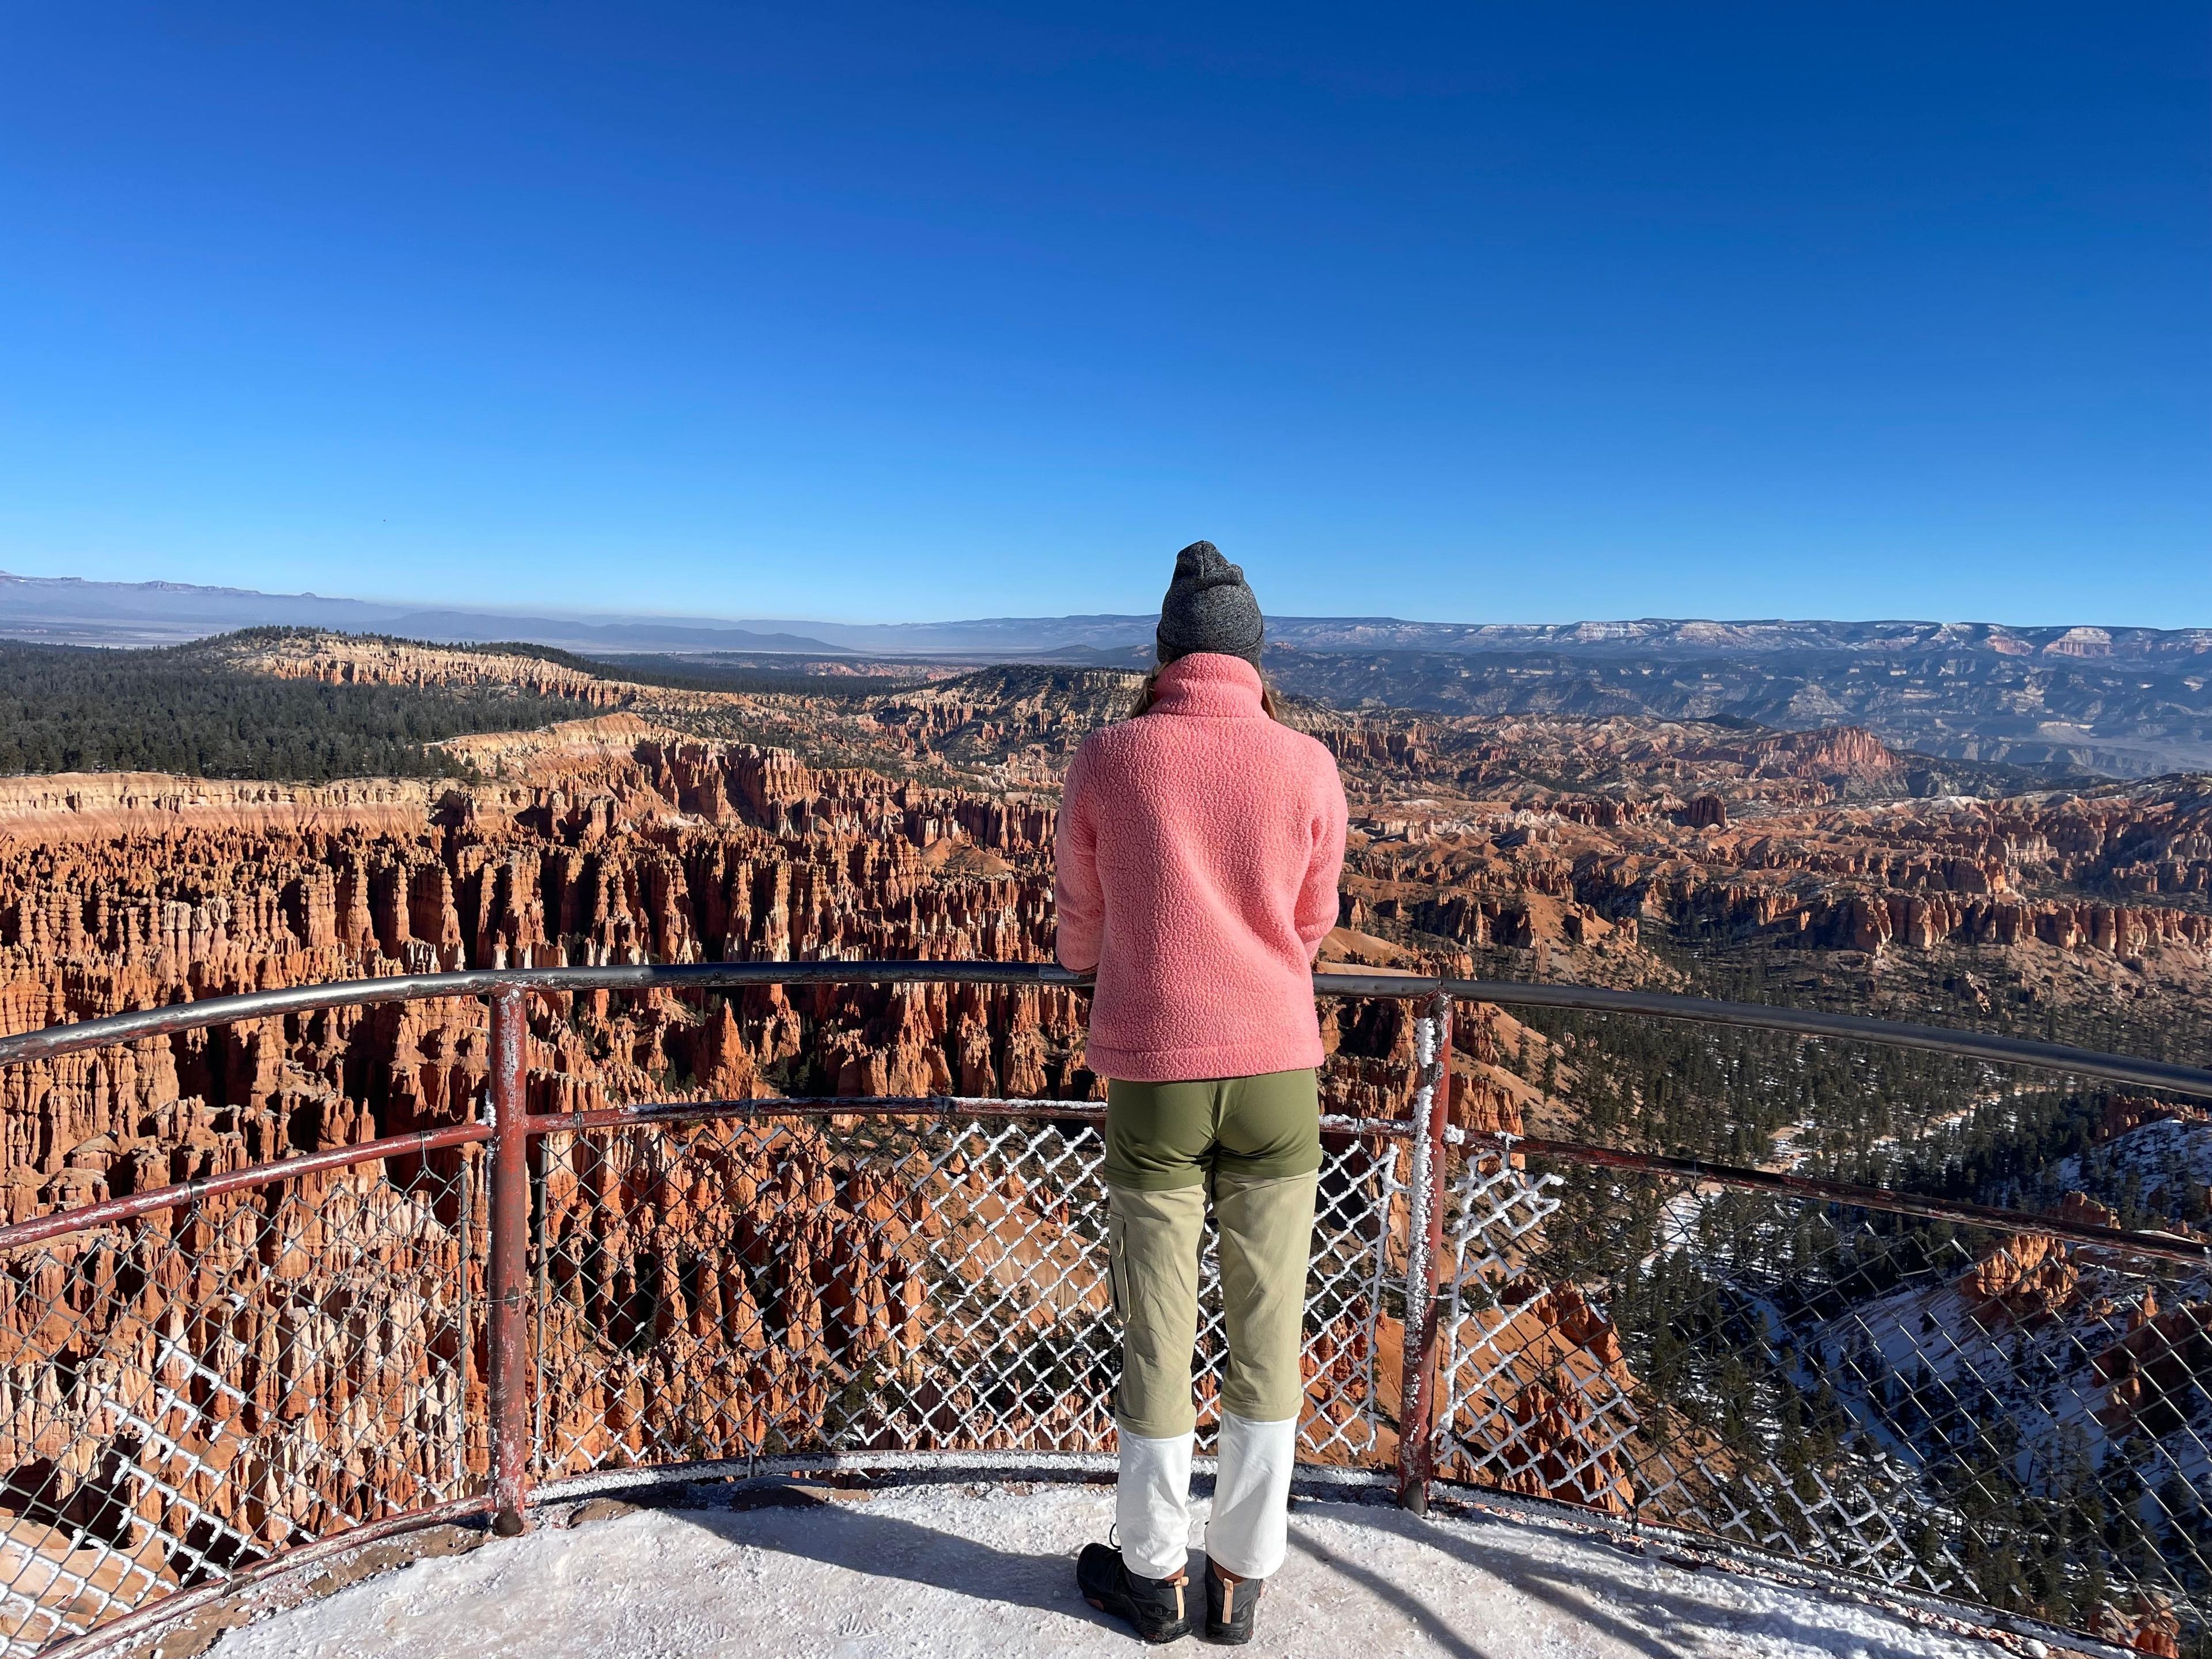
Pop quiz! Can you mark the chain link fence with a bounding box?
[1434,1139,2212,1657]
[0,1141,483,1656]
[0,970,2206,1657]
[529,1109,1408,1479]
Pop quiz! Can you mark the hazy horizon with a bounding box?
[9,563,2211,638]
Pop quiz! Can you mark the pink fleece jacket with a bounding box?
[1052,653,1349,1083]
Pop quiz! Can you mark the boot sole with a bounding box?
[1085,1595,1191,1643]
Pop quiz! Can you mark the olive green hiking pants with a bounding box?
[1104,1069,1321,1440]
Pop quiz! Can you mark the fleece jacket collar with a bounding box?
[1149,653,1265,719]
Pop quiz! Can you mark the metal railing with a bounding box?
[0,964,2207,1657]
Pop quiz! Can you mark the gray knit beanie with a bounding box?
[1155,541,1264,668]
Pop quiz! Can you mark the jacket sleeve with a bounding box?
[1295,749,1349,959]
[1052,740,1104,972]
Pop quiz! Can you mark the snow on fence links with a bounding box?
[0,970,2206,1657]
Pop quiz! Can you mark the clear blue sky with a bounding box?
[2,3,2206,626]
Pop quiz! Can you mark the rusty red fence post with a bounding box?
[486,987,533,1536]
[1396,990,1453,1514]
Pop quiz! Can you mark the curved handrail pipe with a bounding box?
[1,961,2207,1099]
[0,1122,492,1252]
[0,1094,2202,1268]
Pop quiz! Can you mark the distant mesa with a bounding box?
[6,570,2210,662]
[7,571,2212,777]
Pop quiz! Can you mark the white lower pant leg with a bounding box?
[1115,1425,1195,1580]
[1206,1412,1298,1580]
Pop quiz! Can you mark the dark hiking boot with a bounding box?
[1203,1559,1262,1645]
[1079,1541,1192,1643]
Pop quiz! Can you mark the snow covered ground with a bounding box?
[2050,1115,2212,1219]
[209,1481,2017,1659]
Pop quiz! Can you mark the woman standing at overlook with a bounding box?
[1054,542,1349,1645]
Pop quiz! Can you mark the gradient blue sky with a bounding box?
[2,3,2206,626]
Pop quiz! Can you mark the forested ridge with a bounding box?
[0,637,588,782]
[476,642,903,698]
